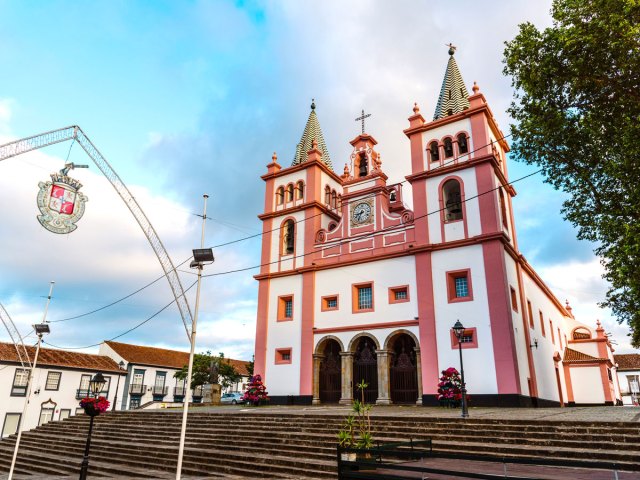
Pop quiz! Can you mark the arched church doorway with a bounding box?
[353,337,378,403]
[389,333,418,404]
[319,339,342,403]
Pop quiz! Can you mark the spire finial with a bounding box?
[446,43,456,55]
[472,81,479,94]
[413,102,420,114]
[272,151,278,163]
[311,98,316,110]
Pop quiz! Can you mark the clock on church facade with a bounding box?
[252,49,621,409]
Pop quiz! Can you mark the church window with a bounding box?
[325,186,331,205]
[276,187,284,205]
[277,295,293,321]
[337,194,342,209]
[550,320,555,344]
[539,311,546,337]
[358,152,368,177]
[331,190,337,209]
[352,282,374,313]
[286,184,294,202]
[282,220,295,255]
[322,295,339,311]
[389,190,397,202]
[527,300,534,328]
[296,181,304,200]
[499,188,509,229]
[447,270,473,303]
[429,141,440,162]
[450,327,478,349]
[389,286,409,304]
[444,138,454,158]
[457,133,468,154]
[275,348,292,364]
[510,287,518,312]
[443,179,463,221]
[328,222,337,232]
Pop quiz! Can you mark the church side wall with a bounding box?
[264,275,303,396]
[431,244,498,395]
[570,367,605,404]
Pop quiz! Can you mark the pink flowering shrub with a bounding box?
[79,396,110,414]
[242,374,269,406]
[436,367,466,404]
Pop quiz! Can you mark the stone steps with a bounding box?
[1,410,639,479]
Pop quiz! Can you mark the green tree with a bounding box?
[503,0,640,346]
[174,351,242,390]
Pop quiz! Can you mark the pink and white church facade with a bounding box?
[253,49,622,407]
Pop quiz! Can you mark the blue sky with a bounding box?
[0,0,634,359]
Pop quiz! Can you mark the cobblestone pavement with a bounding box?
[175,403,640,422]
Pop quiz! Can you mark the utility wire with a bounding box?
[43,279,199,350]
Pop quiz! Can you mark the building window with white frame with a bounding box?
[45,371,61,391]
[11,368,29,396]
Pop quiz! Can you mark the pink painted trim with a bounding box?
[388,285,410,304]
[276,294,294,322]
[253,280,270,383]
[450,327,478,349]
[299,272,315,395]
[275,348,292,365]
[483,241,522,394]
[321,294,339,312]
[446,269,473,303]
[415,252,438,396]
[313,319,418,335]
[352,281,374,314]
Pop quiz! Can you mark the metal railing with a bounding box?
[174,386,186,397]
[152,386,168,396]
[129,384,146,395]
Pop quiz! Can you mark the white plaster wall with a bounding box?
[265,275,303,395]
[570,367,605,404]
[425,167,481,244]
[314,256,418,330]
[431,244,497,395]
[0,364,124,437]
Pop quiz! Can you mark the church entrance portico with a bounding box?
[351,335,379,404]
[387,332,420,405]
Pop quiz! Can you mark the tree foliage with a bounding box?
[174,351,242,390]
[503,0,640,346]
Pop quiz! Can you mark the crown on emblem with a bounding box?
[50,173,83,191]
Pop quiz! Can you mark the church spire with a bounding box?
[433,45,470,120]
[292,99,333,169]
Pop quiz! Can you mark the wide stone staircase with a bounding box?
[0,410,639,478]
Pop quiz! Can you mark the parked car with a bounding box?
[220,392,243,405]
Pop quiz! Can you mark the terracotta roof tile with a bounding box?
[105,341,250,375]
[0,342,125,373]
[563,347,606,363]
[614,353,640,371]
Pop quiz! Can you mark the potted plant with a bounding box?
[337,414,356,461]
[337,380,374,462]
[436,367,467,408]
[241,374,269,406]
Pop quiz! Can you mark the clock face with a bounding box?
[351,202,372,224]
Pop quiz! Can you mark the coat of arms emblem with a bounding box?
[37,170,88,234]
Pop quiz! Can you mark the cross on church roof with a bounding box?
[355,109,371,135]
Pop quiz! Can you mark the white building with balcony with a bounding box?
[614,353,640,406]
[0,342,126,438]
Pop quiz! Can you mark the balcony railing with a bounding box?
[193,386,204,398]
[152,385,168,396]
[174,386,186,397]
[11,385,27,397]
[76,389,91,399]
[129,384,146,395]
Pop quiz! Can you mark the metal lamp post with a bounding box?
[452,320,469,418]
[112,361,125,411]
[79,373,106,480]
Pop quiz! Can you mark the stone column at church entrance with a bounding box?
[415,348,423,405]
[312,354,323,405]
[376,349,391,405]
[339,352,354,405]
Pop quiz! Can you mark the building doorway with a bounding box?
[389,334,418,404]
[353,337,378,403]
[319,339,342,403]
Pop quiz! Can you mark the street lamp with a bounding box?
[112,361,126,412]
[452,320,469,418]
[79,373,107,480]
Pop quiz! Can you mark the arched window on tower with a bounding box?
[276,187,284,205]
[282,220,295,255]
[337,194,342,210]
[444,138,454,158]
[325,186,331,205]
[457,133,468,155]
[358,152,368,177]
[286,184,294,202]
[443,179,463,221]
[429,141,439,162]
[499,188,509,230]
[296,181,304,200]
[331,190,337,209]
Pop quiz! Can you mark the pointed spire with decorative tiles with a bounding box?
[292,99,333,169]
[433,45,470,120]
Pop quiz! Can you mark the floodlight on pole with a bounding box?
[176,194,212,480]
[8,281,55,480]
